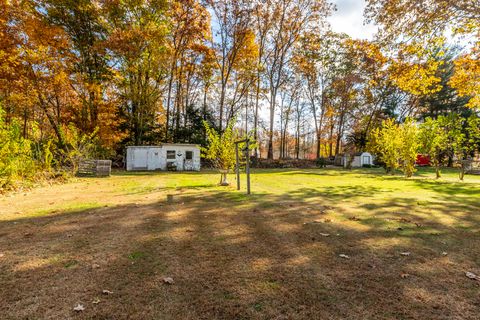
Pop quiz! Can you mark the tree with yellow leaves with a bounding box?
[366,0,480,109]
[450,44,480,109]
[104,0,170,145]
[369,118,420,177]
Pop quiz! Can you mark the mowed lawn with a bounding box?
[0,168,479,319]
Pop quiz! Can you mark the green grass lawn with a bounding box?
[0,167,479,319]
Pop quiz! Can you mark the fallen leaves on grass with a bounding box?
[162,277,175,284]
[73,304,85,312]
[92,298,101,304]
[348,216,361,221]
[102,290,113,295]
[441,252,448,256]
[400,273,410,279]
[304,218,333,225]
[400,252,411,256]
[339,254,350,259]
[465,272,480,281]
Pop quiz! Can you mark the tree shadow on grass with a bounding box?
[0,183,479,319]
[411,179,480,197]
[287,185,386,200]
[112,170,220,177]
[268,167,385,177]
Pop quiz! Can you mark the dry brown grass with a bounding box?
[0,169,479,319]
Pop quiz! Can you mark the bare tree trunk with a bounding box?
[328,121,334,157]
[254,64,262,158]
[267,88,276,159]
[245,91,249,134]
[335,108,345,156]
[23,109,28,139]
[279,98,284,158]
[219,81,226,131]
[165,63,175,141]
[311,98,320,159]
[295,126,300,159]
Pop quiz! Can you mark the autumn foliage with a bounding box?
[0,0,479,188]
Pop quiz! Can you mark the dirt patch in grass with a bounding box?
[0,169,479,319]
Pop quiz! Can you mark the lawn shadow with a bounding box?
[1,181,480,319]
[112,170,220,177]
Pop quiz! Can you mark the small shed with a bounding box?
[334,154,345,166]
[126,144,201,171]
[338,152,373,168]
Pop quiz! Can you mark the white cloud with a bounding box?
[327,0,378,40]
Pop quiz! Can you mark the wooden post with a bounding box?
[246,139,251,195]
[235,143,240,190]
[235,138,253,195]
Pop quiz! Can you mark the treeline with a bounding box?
[1,0,337,158]
[0,0,478,188]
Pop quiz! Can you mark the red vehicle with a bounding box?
[416,154,430,166]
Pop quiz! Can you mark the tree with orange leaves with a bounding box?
[165,0,211,140]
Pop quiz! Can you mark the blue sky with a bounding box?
[328,0,377,39]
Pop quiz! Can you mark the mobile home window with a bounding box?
[185,151,193,160]
[167,150,176,160]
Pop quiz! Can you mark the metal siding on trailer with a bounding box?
[133,148,148,170]
[126,145,201,171]
[147,147,162,170]
[176,147,185,171]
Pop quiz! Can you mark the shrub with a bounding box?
[0,110,36,190]
[202,119,237,185]
[368,119,402,174]
[60,124,100,173]
[368,118,420,177]
[316,157,327,168]
[399,118,420,177]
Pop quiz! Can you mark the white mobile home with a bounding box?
[126,144,201,171]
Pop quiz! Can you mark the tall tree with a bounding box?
[40,0,112,134]
[419,47,472,118]
[264,0,332,159]
[251,1,274,157]
[206,0,252,130]
[164,0,211,140]
[293,31,348,158]
[105,0,170,145]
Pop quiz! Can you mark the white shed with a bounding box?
[126,144,201,171]
[342,152,373,168]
